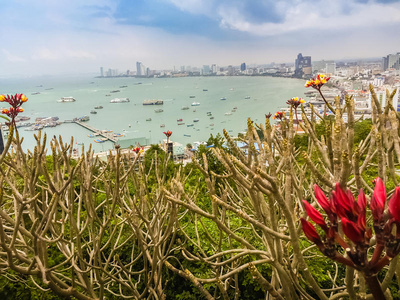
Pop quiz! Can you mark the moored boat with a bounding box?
[191,102,200,106]
[110,98,129,103]
[58,97,76,103]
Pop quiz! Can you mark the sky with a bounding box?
[1,0,400,77]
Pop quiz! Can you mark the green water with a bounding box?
[1,75,306,152]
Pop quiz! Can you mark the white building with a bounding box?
[368,87,399,110]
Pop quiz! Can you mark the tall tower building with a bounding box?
[100,67,104,77]
[295,53,312,78]
[136,62,146,76]
[240,63,246,72]
[383,52,400,70]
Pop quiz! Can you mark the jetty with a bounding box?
[73,121,117,143]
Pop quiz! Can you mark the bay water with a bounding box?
[1,75,306,152]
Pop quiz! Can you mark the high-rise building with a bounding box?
[100,67,104,77]
[202,65,210,75]
[240,63,246,72]
[295,53,312,78]
[211,64,217,74]
[383,52,400,70]
[227,65,234,76]
[325,62,336,75]
[136,62,146,76]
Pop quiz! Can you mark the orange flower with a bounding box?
[286,97,305,109]
[272,111,284,120]
[305,74,330,89]
[0,93,28,123]
[163,130,173,138]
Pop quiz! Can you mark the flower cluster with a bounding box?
[132,146,144,154]
[0,94,28,123]
[163,130,173,138]
[265,112,272,119]
[301,178,400,274]
[272,111,284,120]
[286,97,305,109]
[304,74,330,90]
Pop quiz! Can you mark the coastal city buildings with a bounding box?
[383,52,400,71]
[294,53,312,78]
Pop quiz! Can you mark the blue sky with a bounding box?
[1,0,400,77]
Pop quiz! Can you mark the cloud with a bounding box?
[2,50,26,62]
[1,0,400,77]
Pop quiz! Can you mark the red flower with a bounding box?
[302,200,328,231]
[389,187,400,223]
[272,111,284,120]
[0,94,28,122]
[265,112,272,119]
[341,217,364,244]
[163,130,172,138]
[314,184,333,215]
[357,189,367,230]
[300,218,321,244]
[305,74,330,89]
[132,146,143,154]
[370,177,386,223]
[286,97,305,109]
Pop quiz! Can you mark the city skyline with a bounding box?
[1,0,400,78]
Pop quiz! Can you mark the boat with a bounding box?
[203,89,208,91]
[220,97,227,100]
[184,134,191,137]
[154,108,163,113]
[160,124,165,128]
[178,123,185,125]
[31,92,40,95]
[58,97,76,103]
[113,133,124,137]
[119,85,128,88]
[245,96,250,99]
[94,106,103,109]
[94,138,108,143]
[146,118,152,121]
[105,94,111,96]
[90,110,97,114]
[110,90,120,93]
[187,124,194,127]
[189,96,196,98]
[191,102,200,106]
[143,99,163,105]
[110,98,130,103]
[74,116,89,122]
[193,119,199,122]
[210,117,214,119]
[88,133,100,138]
[225,112,233,116]
[177,118,183,122]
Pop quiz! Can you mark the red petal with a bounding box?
[341,218,364,244]
[300,218,321,243]
[389,187,400,223]
[314,184,332,214]
[302,200,327,228]
[335,183,353,213]
[373,177,386,209]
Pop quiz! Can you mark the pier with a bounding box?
[73,121,118,143]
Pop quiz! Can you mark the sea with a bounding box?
[1,75,307,152]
